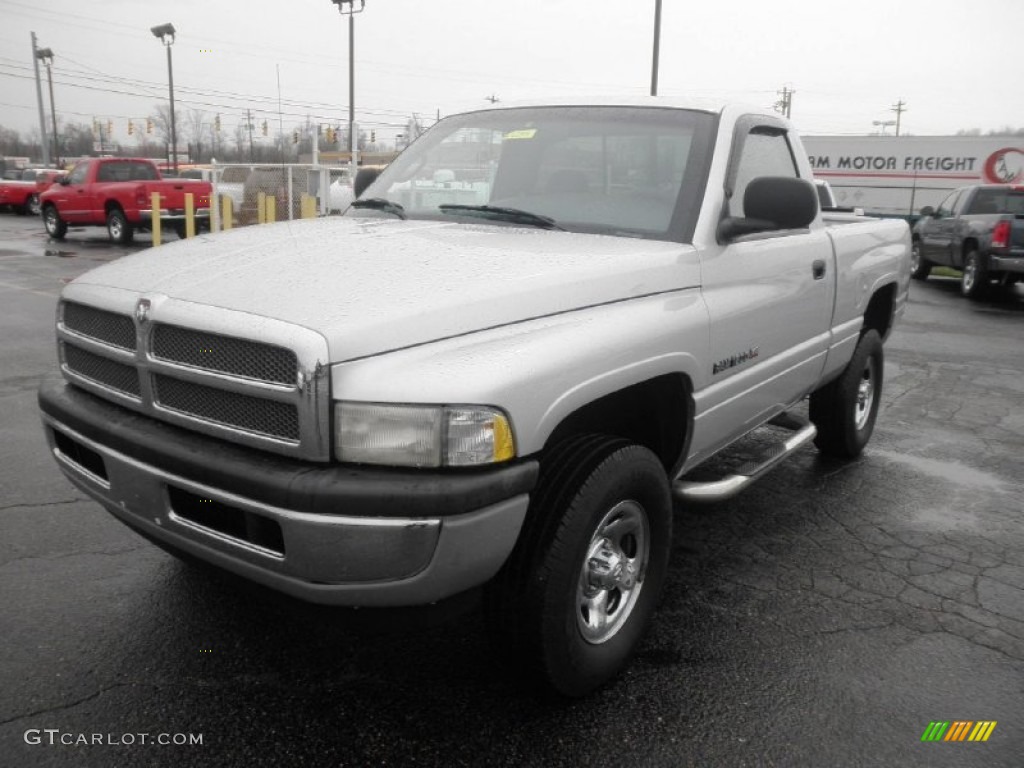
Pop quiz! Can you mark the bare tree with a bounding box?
[185,108,207,163]
[150,103,175,150]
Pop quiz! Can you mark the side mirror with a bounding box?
[919,206,935,217]
[718,176,818,242]
[57,175,70,186]
[354,167,381,199]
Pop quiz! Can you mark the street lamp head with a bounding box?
[331,0,365,14]
[151,23,176,43]
[35,47,54,64]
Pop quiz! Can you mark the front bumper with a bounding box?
[39,379,536,606]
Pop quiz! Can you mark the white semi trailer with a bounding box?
[803,136,1023,218]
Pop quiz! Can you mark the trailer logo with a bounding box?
[983,148,1024,184]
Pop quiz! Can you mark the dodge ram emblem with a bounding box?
[135,298,151,324]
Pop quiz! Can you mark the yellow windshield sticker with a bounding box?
[504,129,537,140]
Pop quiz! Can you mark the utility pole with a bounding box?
[331,1,365,177]
[891,98,907,136]
[650,0,662,96]
[30,32,51,166]
[775,86,794,119]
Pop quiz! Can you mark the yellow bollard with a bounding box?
[266,196,277,223]
[222,194,233,230]
[209,194,219,234]
[257,191,266,224]
[185,193,195,238]
[151,192,161,246]
[300,194,316,219]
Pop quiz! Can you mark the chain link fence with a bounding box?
[198,163,353,232]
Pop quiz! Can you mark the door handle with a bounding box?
[812,259,826,279]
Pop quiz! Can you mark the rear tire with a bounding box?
[106,208,134,245]
[960,250,988,300]
[909,240,931,280]
[27,194,41,217]
[43,205,67,240]
[809,330,883,459]
[485,435,672,697]
[173,221,188,239]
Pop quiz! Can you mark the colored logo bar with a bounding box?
[921,721,997,742]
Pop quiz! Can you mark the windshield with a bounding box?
[352,106,715,241]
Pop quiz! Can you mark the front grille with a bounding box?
[152,324,297,385]
[153,374,299,441]
[63,344,141,397]
[62,302,136,350]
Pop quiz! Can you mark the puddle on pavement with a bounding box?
[873,450,1009,492]
[44,248,77,258]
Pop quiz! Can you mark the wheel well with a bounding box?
[105,201,123,216]
[960,239,979,267]
[863,284,896,341]
[543,373,692,475]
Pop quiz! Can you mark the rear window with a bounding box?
[966,189,1024,215]
[97,161,160,182]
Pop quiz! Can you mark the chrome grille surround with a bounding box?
[56,286,331,460]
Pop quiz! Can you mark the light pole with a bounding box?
[331,0,364,179]
[151,23,178,171]
[650,0,662,96]
[35,47,59,167]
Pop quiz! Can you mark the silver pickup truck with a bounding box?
[38,97,910,696]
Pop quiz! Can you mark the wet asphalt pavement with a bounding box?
[1,215,1022,767]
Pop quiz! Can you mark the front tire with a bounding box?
[42,205,67,240]
[486,436,672,697]
[910,240,932,280]
[106,208,134,245]
[809,330,883,458]
[960,250,988,300]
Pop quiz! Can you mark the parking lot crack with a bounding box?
[0,498,89,513]
[0,683,157,726]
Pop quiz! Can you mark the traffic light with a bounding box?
[92,118,100,136]
[262,120,268,136]
[326,126,335,144]
[107,119,113,136]
[146,118,153,134]
[292,130,299,144]
[370,130,376,143]
[128,120,134,136]
[214,114,221,132]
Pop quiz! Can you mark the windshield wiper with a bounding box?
[438,204,564,231]
[350,197,406,219]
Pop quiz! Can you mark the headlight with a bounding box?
[335,402,515,468]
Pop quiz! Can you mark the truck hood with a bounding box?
[73,217,700,361]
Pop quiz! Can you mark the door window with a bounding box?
[934,191,959,218]
[67,164,88,185]
[729,128,798,217]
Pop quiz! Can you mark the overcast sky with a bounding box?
[1,0,1022,145]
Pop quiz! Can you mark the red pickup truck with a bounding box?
[0,168,60,216]
[40,158,212,244]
